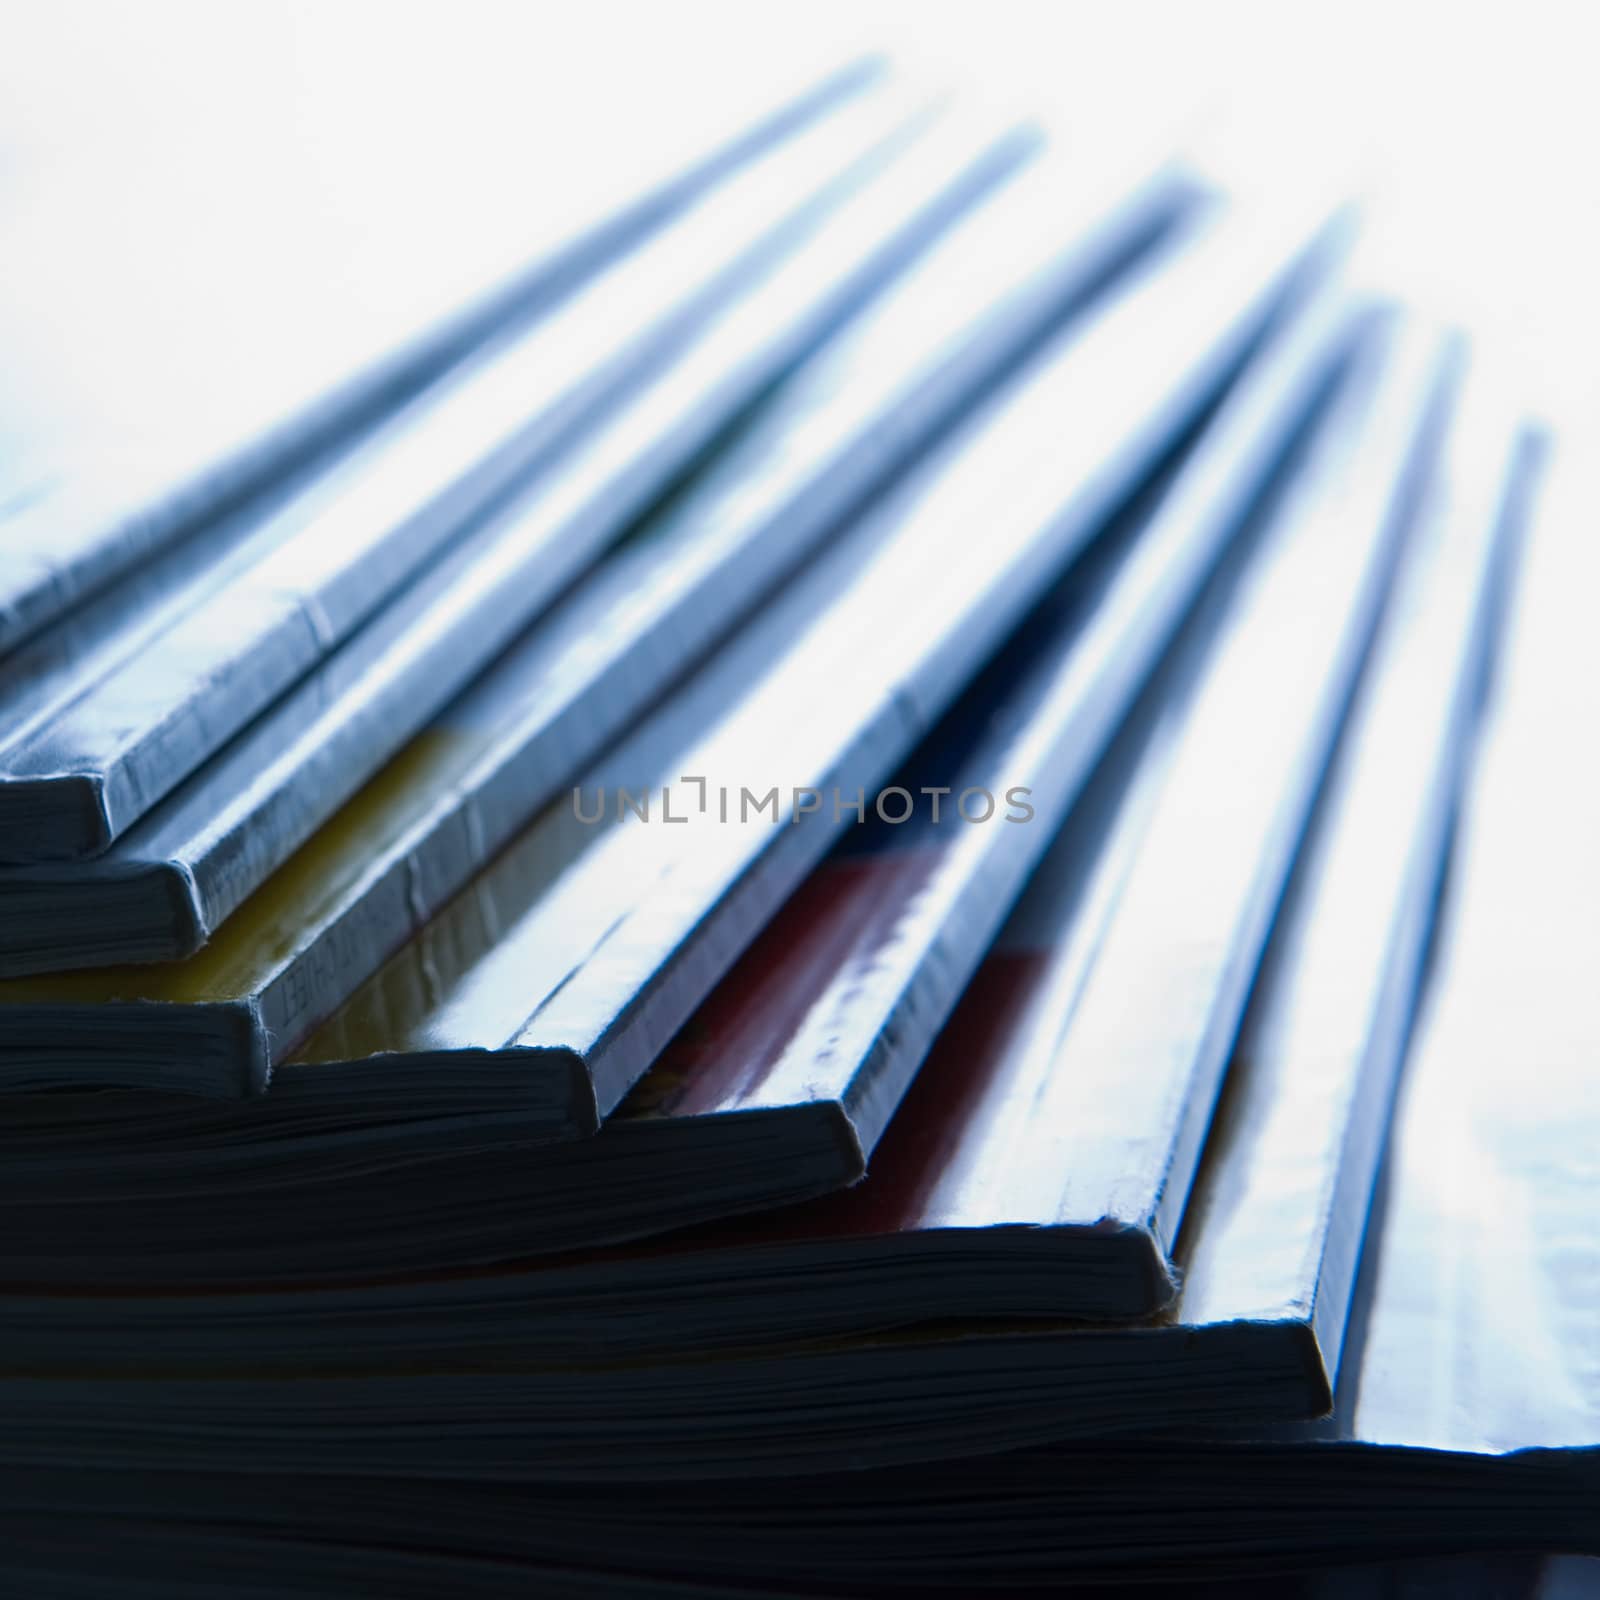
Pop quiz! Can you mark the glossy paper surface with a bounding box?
[0,142,1190,1086]
[0,110,1040,965]
[1178,371,1544,1384]
[1014,315,1455,1262]
[366,454,1594,1568]
[27,549,1587,1526]
[0,81,933,861]
[0,237,1359,1291]
[1319,443,1598,1460]
[290,199,1346,1125]
[0,60,879,658]
[628,286,1363,1146]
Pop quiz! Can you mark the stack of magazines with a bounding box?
[0,62,1593,1598]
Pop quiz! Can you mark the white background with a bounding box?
[1,0,1594,440]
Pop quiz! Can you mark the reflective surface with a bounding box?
[0,80,938,861]
[288,198,1336,1124]
[0,131,1188,1058]
[0,56,884,657]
